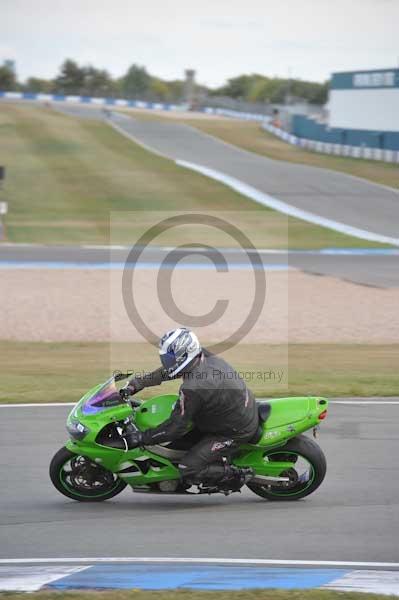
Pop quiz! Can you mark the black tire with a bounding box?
[49,447,127,502]
[247,434,327,501]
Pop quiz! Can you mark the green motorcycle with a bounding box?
[50,372,328,502]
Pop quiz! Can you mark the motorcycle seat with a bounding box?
[249,403,272,444]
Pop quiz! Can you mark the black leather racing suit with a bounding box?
[128,349,259,484]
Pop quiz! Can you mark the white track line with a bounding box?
[329,400,399,405]
[177,160,399,247]
[0,403,75,408]
[1,557,399,568]
[0,566,90,592]
[1,400,399,408]
[1,242,398,255]
[324,570,399,595]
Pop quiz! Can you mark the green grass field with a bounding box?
[0,589,394,600]
[0,103,388,248]
[1,341,398,403]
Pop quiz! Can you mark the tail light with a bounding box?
[318,409,328,420]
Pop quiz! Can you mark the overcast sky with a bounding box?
[1,0,398,87]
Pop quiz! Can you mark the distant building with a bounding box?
[291,68,399,151]
[329,68,399,131]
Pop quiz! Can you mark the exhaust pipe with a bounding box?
[250,474,290,485]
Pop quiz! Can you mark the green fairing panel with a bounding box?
[263,397,313,428]
[66,439,181,484]
[135,394,179,431]
[253,396,326,447]
[135,394,322,432]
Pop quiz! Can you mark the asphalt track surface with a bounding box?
[55,104,399,240]
[1,243,398,287]
[1,403,399,561]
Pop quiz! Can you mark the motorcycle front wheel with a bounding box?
[247,434,327,501]
[49,447,127,502]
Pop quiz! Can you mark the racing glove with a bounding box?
[119,378,141,399]
[123,422,144,449]
[125,430,143,449]
[119,386,135,400]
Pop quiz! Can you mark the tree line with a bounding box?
[0,59,329,105]
[211,73,329,105]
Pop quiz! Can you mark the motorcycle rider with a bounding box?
[121,328,258,492]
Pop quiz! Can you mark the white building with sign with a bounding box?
[329,68,399,131]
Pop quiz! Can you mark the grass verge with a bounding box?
[129,110,399,191]
[0,104,253,245]
[0,590,394,600]
[0,103,389,249]
[1,341,398,403]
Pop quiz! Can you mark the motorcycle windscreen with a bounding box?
[81,377,123,415]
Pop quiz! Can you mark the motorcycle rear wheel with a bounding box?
[247,434,326,501]
[49,447,127,502]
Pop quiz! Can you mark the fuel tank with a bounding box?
[135,394,179,431]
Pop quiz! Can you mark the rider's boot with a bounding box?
[218,465,254,492]
[196,463,254,492]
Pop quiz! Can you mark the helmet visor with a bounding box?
[160,351,176,371]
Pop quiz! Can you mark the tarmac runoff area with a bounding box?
[0,244,399,288]
[0,401,399,593]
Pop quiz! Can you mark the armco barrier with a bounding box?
[0,90,272,124]
[203,106,271,122]
[292,114,399,152]
[0,90,272,122]
[0,90,187,113]
[262,122,399,164]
